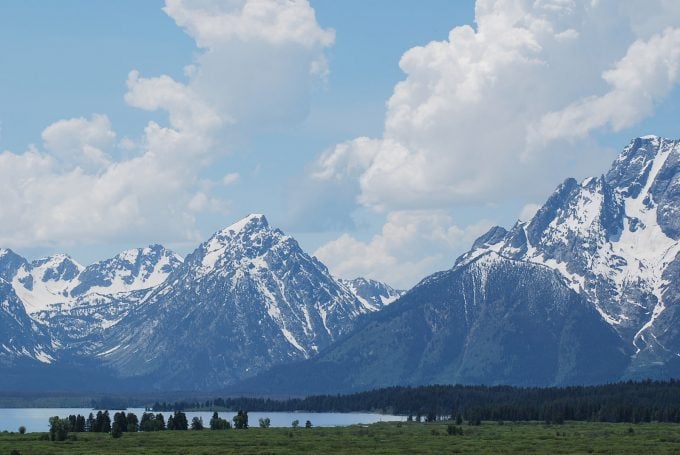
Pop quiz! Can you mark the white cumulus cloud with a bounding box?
[0,0,332,250]
[313,0,680,212]
[41,114,115,173]
[314,210,492,289]
[311,0,680,285]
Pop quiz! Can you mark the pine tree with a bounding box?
[155,413,166,431]
[191,417,204,430]
[126,412,139,432]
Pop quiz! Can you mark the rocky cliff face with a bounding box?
[96,214,385,389]
[458,136,680,378]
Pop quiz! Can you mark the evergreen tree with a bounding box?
[167,415,175,431]
[172,411,188,430]
[191,416,204,430]
[258,417,271,428]
[86,413,95,432]
[113,412,127,434]
[155,413,166,431]
[126,412,139,432]
[140,412,154,432]
[76,415,86,432]
[305,420,313,428]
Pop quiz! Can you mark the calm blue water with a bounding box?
[0,408,405,433]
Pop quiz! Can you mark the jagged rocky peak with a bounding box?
[457,135,680,364]
[0,248,29,281]
[72,244,183,296]
[96,212,377,389]
[210,213,271,244]
[606,135,667,196]
[0,278,55,365]
[471,226,508,250]
[339,277,404,311]
[30,254,83,283]
[190,213,292,274]
[605,136,680,239]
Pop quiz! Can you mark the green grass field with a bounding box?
[2,421,680,454]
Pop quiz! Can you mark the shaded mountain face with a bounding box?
[456,136,680,378]
[235,253,630,394]
[235,136,680,394]
[0,278,53,366]
[96,214,384,390]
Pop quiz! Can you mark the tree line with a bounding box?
[150,379,680,424]
[47,410,255,441]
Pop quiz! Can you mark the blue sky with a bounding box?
[1,1,679,288]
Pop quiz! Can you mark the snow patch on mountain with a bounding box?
[12,255,83,313]
[338,277,404,311]
[460,136,680,368]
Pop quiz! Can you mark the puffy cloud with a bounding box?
[41,114,115,173]
[310,0,680,285]
[0,145,200,247]
[530,27,680,144]
[312,0,680,213]
[163,0,334,49]
[0,0,332,250]
[314,210,492,289]
[162,0,334,128]
[124,71,225,135]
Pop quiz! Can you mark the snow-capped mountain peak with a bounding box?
[12,254,83,313]
[459,136,680,375]
[31,254,84,283]
[72,244,183,297]
[94,214,391,389]
[223,213,268,235]
[195,214,287,275]
[339,277,404,311]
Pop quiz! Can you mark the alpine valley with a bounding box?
[1,136,679,394]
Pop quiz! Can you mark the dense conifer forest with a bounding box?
[149,380,680,424]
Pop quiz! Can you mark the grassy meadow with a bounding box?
[2,421,680,454]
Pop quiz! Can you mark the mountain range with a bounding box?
[0,135,678,393]
[235,135,680,394]
[0,215,402,390]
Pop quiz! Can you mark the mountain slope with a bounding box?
[456,136,680,378]
[236,252,629,394]
[339,277,403,311]
[0,245,183,357]
[0,278,54,366]
[36,245,184,346]
[98,214,381,390]
[235,136,680,393]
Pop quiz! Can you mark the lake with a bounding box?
[0,408,405,433]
